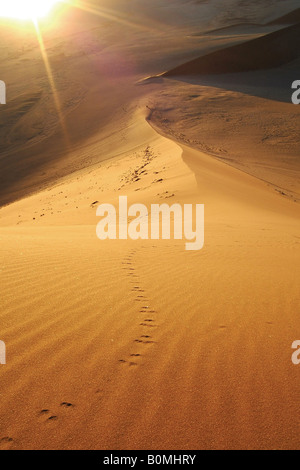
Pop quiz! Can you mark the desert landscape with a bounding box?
[0,0,299,450]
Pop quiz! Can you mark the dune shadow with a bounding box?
[162,22,300,104]
[164,60,300,104]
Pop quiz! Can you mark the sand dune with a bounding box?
[147,76,300,202]
[267,7,300,24]
[1,108,300,449]
[0,0,300,451]
[164,23,300,76]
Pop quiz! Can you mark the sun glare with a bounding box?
[0,0,61,21]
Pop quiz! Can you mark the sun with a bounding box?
[0,0,61,21]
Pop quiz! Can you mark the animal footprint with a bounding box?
[47,415,58,421]
[39,409,57,421]
[60,402,74,408]
[134,338,155,344]
[140,322,156,327]
[119,359,138,367]
[0,437,13,443]
[0,437,14,449]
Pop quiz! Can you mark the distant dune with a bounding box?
[267,7,300,25]
[164,23,300,76]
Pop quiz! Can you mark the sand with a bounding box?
[267,7,300,24]
[164,23,300,76]
[0,0,299,450]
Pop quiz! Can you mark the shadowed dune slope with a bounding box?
[267,7,300,25]
[164,23,300,76]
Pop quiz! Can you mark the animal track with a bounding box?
[47,415,58,421]
[0,437,14,449]
[120,247,159,367]
[134,338,156,344]
[119,146,156,188]
[0,437,13,443]
[119,359,139,367]
[60,402,74,408]
[39,402,75,423]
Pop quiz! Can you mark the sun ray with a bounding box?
[64,0,158,34]
[0,0,158,151]
[33,18,70,148]
[0,2,69,145]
